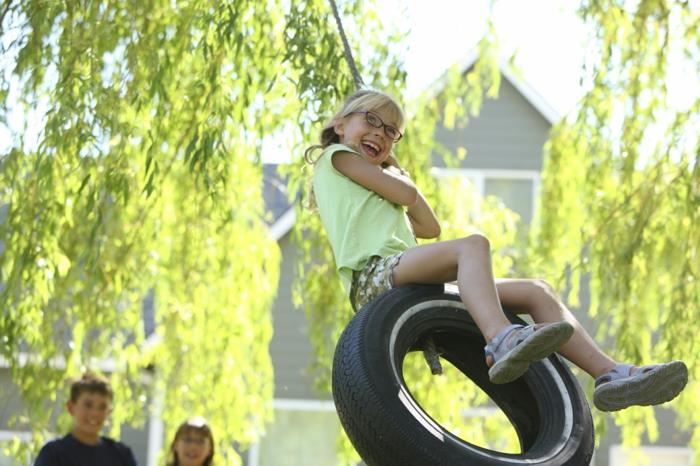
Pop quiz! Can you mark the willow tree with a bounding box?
[3,0,624,465]
[0,0,391,464]
[532,0,700,454]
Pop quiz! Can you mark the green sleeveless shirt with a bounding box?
[313,143,417,295]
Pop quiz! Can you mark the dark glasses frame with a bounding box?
[348,110,403,142]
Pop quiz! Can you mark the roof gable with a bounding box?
[451,49,559,125]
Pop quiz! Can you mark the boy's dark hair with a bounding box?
[69,372,113,402]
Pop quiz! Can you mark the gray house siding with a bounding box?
[0,369,63,436]
[434,77,551,171]
[1,370,27,430]
[121,425,149,466]
[269,232,326,401]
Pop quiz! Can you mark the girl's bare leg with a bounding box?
[392,234,512,342]
[495,278,617,379]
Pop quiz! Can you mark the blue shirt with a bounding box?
[34,434,138,466]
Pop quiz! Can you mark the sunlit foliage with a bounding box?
[0,0,295,463]
[531,0,700,453]
[5,0,695,464]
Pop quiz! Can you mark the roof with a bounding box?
[449,48,560,125]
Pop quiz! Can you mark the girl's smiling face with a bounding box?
[334,109,401,165]
[172,428,213,466]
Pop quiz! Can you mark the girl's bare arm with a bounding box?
[382,154,440,239]
[406,190,441,239]
[332,151,441,239]
[331,151,418,206]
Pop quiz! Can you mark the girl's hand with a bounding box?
[382,153,401,169]
[383,154,410,177]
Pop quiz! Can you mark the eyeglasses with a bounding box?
[349,111,403,142]
[181,436,209,446]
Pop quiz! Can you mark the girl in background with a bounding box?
[166,417,214,466]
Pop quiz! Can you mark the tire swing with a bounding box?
[332,285,595,466]
[326,2,594,464]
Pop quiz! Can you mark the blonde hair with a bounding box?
[304,88,405,163]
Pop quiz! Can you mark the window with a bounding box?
[248,399,342,466]
[483,178,535,224]
[432,168,540,225]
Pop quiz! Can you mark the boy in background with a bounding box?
[34,372,138,466]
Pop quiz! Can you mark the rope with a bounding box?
[328,0,365,89]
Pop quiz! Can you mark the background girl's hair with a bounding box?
[303,88,405,164]
[166,417,215,466]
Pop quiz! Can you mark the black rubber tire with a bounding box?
[332,284,594,466]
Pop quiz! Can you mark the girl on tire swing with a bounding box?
[305,88,688,412]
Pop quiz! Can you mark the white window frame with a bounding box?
[610,444,694,466]
[247,398,337,466]
[0,431,32,442]
[431,167,541,222]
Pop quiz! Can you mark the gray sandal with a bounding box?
[484,321,574,384]
[593,360,688,412]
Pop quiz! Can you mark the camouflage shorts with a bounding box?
[350,252,403,312]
